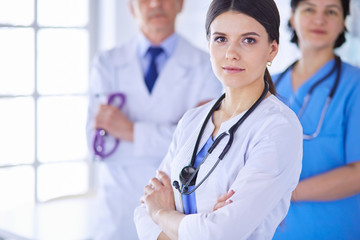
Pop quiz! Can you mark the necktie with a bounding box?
[145,47,163,93]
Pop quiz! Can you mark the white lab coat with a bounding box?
[134,95,303,240]
[86,35,222,239]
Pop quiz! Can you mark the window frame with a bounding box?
[0,0,98,204]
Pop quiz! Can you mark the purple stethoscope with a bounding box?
[93,93,126,159]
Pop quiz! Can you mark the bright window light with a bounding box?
[37,0,88,27]
[0,28,34,95]
[37,96,89,163]
[0,0,92,205]
[0,166,35,212]
[0,98,35,165]
[0,0,34,25]
[37,162,89,202]
[37,29,89,95]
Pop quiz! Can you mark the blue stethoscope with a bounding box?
[275,56,342,140]
[173,80,269,195]
[93,93,126,159]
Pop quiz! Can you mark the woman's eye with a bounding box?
[304,7,314,13]
[214,36,226,43]
[243,38,256,44]
[327,9,338,16]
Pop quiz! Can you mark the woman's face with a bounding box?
[208,11,278,90]
[291,0,345,51]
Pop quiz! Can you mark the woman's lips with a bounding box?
[310,29,326,34]
[222,66,245,73]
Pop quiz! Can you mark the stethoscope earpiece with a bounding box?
[173,180,190,193]
[173,180,180,190]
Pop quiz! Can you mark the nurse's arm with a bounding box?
[156,189,235,239]
[142,171,185,240]
[292,160,360,202]
[145,176,235,239]
[155,210,186,240]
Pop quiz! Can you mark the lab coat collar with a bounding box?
[137,32,178,58]
[112,34,202,68]
[111,33,182,68]
[109,34,206,98]
[111,39,138,67]
[146,35,200,96]
[170,36,202,67]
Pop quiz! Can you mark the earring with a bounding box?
[267,61,272,67]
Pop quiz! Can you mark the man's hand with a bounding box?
[95,104,134,141]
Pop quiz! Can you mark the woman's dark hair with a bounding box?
[289,0,350,48]
[205,0,280,95]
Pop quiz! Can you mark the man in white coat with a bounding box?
[86,0,222,239]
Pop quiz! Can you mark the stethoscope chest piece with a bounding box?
[180,166,197,186]
[173,80,270,195]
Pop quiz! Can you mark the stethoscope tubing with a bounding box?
[302,97,331,140]
[181,132,228,195]
[182,157,222,195]
[176,80,269,195]
[275,56,341,140]
[93,92,126,159]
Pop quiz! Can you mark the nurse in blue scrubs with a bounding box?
[273,0,360,239]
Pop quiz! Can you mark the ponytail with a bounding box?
[264,68,276,95]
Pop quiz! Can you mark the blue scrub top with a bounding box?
[272,59,360,239]
[182,136,214,215]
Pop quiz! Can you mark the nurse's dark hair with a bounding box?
[205,0,280,95]
[289,0,350,48]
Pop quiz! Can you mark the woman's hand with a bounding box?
[141,171,176,224]
[141,173,235,239]
[213,189,235,211]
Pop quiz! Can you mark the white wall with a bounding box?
[336,0,360,67]
[98,0,211,51]
[97,0,360,71]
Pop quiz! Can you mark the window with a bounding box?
[0,0,93,210]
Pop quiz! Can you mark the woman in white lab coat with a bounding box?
[134,0,303,239]
[87,35,221,239]
[87,1,221,238]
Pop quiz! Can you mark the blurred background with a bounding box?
[0,0,359,239]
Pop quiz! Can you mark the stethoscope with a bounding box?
[275,56,342,140]
[93,93,126,158]
[173,80,269,195]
